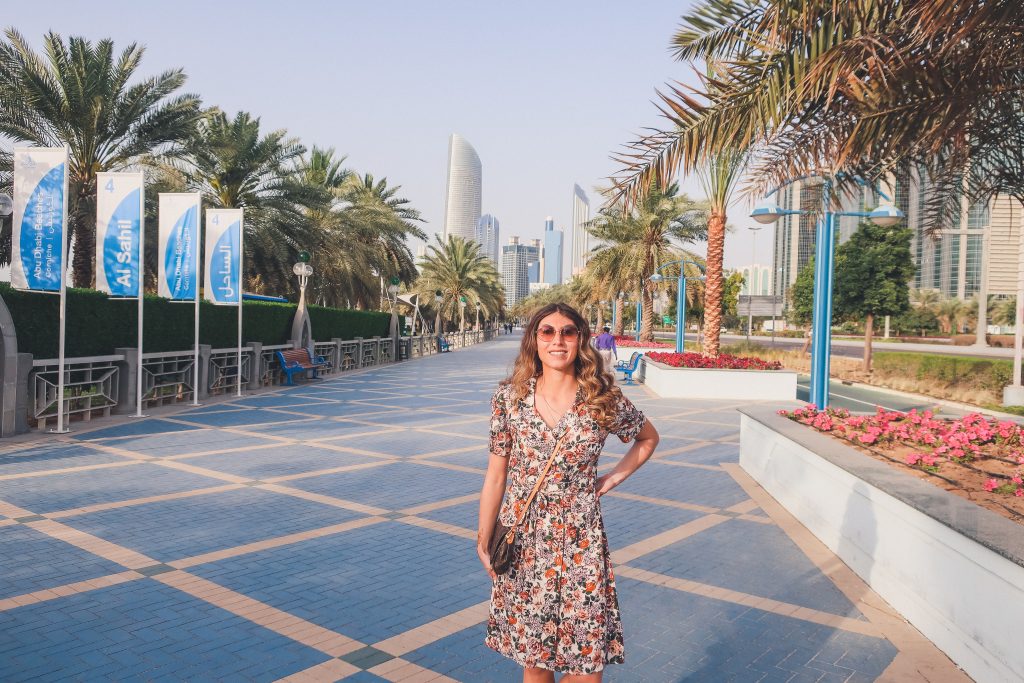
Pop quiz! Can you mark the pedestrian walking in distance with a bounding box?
[477,303,660,681]
[592,326,617,378]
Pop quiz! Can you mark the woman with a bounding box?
[477,303,660,682]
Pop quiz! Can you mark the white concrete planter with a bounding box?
[615,346,672,358]
[739,408,1024,683]
[640,357,797,401]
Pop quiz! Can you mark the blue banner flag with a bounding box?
[96,172,144,297]
[158,193,201,301]
[11,147,69,292]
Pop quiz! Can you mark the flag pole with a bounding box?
[192,199,201,406]
[51,146,71,434]
[136,173,147,417]
[236,210,244,397]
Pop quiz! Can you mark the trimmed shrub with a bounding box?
[0,284,389,359]
[872,352,1013,394]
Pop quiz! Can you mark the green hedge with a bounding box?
[0,285,389,359]
[873,352,1013,393]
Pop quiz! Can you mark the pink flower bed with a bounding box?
[779,405,1024,521]
[647,351,782,370]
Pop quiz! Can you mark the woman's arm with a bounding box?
[476,452,510,579]
[596,419,659,496]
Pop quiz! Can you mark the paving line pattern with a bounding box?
[0,337,968,682]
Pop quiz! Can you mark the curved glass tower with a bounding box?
[443,134,482,242]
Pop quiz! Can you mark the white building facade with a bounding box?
[442,134,482,242]
[571,184,590,276]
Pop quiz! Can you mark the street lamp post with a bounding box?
[291,253,314,349]
[751,175,904,408]
[434,290,444,335]
[650,259,706,354]
[459,296,467,333]
[475,302,481,331]
[635,299,642,342]
[747,226,763,343]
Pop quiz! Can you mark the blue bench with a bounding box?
[276,348,330,386]
[616,352,642,384]
[438,335,451,353]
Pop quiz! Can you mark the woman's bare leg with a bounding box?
[523,667,555,683]
[561,673,602,683]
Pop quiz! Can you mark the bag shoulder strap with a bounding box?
[511,435,566,530]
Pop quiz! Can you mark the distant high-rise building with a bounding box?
[443,134,482,242]
[771,171,1023,305]
[527,239,542,284]
[477,214,500,264]
[542,216,564,284]
[502,236,534,307]
[571,185,591,276]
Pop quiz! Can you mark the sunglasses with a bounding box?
[536,325,580,342]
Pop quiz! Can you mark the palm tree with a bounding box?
[991,296,1016,328]
[415,235,503,332]
[611,1,1024,232]
[174,110,329,297]
[0,29,202,286]
[935,298,973,335]
[586,182,707,343]
[910,288,941,311]
[695,151,745,357]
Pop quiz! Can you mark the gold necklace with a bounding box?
[536,379,570,423]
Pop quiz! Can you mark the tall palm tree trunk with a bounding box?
[596,305,604,330]
[640,284,655,343]
[71,183,97,287]
[703,211,727,357]
[613,299,624,336]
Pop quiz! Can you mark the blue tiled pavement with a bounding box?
[0,333,937,681]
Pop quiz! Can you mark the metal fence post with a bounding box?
[246,342,263,390]
[113,348,137,415]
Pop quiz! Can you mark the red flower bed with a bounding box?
[614,337,672,348]
[647,351,782,370]
[779,405,1024,521]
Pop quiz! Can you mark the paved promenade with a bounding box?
[0,336,965,682]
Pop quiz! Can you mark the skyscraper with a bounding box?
[543,216,563,284]
[571,184,590,276]
[502,236,534,307]
[477,214,500,264]
[770,172,1023,304]
[527,239,542,284]
[443,134,482,242]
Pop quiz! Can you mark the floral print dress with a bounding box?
[485,378,646,674]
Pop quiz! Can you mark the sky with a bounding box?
[9,0,771,276]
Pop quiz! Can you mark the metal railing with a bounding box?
[31,356,121,430]
[141,350,197,407]
[208,348,253,394]
[261,344,293,386]
[21,328,502,432]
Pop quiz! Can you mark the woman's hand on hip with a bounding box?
[596,472,626,497]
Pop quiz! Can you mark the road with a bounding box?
[650,332,1016,360]
[793,375,979,417]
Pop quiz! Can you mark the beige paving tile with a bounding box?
[156,570,363,657]
[0,570,143,612]
[0,460,140,482]
[47,484,244,519]
[721,463,968,681]
[170,516,387,569]
[272,658,362,682]
[374,601,490,656]
[612,514,731,564]
[25,519,156,569]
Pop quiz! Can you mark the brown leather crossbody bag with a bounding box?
[488,435,566,575]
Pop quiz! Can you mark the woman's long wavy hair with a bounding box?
[505,303,623,429]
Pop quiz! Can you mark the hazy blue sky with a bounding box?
[11,0,768,273]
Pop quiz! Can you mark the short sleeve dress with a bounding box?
[485,378,646,674]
